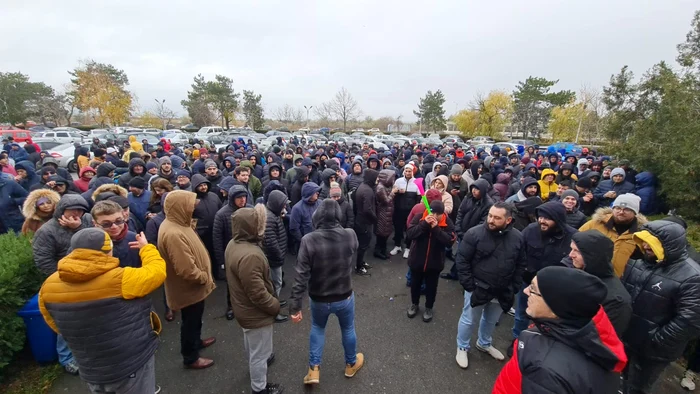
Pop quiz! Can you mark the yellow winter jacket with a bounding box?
[538,168,558,201]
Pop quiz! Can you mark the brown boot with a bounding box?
[304,365,320,385]
[185,357,214,370]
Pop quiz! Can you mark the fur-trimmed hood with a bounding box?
[22,189,61,221]
[590,207,648,227]
[91,184,128,202]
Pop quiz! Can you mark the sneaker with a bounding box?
[507,307,515,317]
[456,348,469,369]
[344,353,365,378]
[407,304,419,318]
[304,365,320,385]
[361,262,372,270]
[403,249,410,259]
[681,369,697,390]
[440,273,457,280]
[390,246,402,256]
[63,360,79,375]
[355,267,371,276]
[253,382,284,394]
[422,308,433,322]
[475,343,505,361]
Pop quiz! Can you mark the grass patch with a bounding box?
[0,348,62,394]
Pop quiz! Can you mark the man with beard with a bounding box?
[346,158,364,192]
[455,203,525,368]
[561,189,587,229]
[353,169,378,276]
[594,168,635,208]
[509,201,577,357]
[148,157,177,190]
[282,150,295,172]
[204,160,224,197]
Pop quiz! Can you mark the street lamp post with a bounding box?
[303,105,313,128]
[155,99,166,130]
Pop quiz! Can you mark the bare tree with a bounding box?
[329,87,361,132]
[154,100,176,129]
[292,107,305,124]
[313,102,333,123]
[273,104,296,124]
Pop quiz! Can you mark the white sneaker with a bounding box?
[390,246,402,256]
[507,307,515,317]
[456,348,469,369]
[403,249,410,259]
[682,370,697,390]
[475,343,505,361]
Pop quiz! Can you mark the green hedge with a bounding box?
[0,233,43,378]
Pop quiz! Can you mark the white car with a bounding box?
[196,126,224,136]
[47,142,93,172]
[297,127,310,133]
[470,136,495,144]
[161,131,191,145]
[34,129,84,144]
[368,128,381,133]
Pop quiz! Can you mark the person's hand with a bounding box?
[291,311,302,323]
[398,188,405,194]
[392,187,399,194]
[583,192,593,202]
[129,232,148,249]
[146,213,156,220]
[450,189,459,196]
[604,191,616,198]
[58,215,82,229]
[14,175,22,182]
[425,215,438,228]
[46,181,56,188]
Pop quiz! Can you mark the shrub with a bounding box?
[0,233,42,378]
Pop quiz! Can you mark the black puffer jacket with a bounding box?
[457,222,525,311]
[212,185,250,270]
[574,230,632,337]
[621,220,700,362]
[117,158,152,189]
[406,211,456,272]
[521,202,578,284]
[337,196,354,228]
[353,169,378,228]
[455,179,493,239]
[263,190,288,268]
[290,166,310,207]
[191,174,222,239]
[318,168,337,200]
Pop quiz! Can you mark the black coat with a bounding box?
[262,190,288,268]
[406,212,456,272]
[621,220,700,362]
[353,169,378,228]
[290,167,310,207]
[191,174,222,239]
[456,223,525,310]
[455,179,493,239]
[212,185,250,270]
[337,196,354,229]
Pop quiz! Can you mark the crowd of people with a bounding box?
[1,132,698,394]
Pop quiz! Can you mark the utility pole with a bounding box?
[303,105,313,128]
[575,103,587,144]
[155,98,166,130]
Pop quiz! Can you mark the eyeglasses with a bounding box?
[98,218,125,229]
[612,206,634,214]
[528,284,542,298]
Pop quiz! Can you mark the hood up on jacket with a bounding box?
[53,194,90,219]
[23,189,61,221]
[432,175,449,191]
[469,160,483,180]
[92,184,128,202]
[321,168,336,186]
[377,169,396,188]
[267,162,282,178]
[128,158,147,176]
[79,165,96,179]
[469,178,490,198]
[301,182,321,203]
[191,174,211,196]
[573,230,615,278]
[228,185,249,207]
[312,198,342,230]
[536,201,577,235]
[635,220,689,264]
[363,169,379,186]
[266,189,287,216]
[496,173,511,185]
[231,204,266,243]
[635,171,655,188]
[540,168,556,182]
[520,177,540,196]
[263,181,286,204]
[163,190,196,227]
[295,166,311,183]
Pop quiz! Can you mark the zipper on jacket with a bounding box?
[424,233,432,272]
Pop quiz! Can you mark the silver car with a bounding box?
[47,142,93,173]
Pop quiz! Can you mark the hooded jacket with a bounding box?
[261,162,289,195]
[39,243,165,385]
[455,179,493,239]
[73,166,95,193]
[263,190,288,268]
[212,185,251,271]
[493,173,511,202]
[580,207,648,277]
[430,175,454,215]
[593,178,635,208]
[21,188,60,235]
[521,202,578,283]
[290,166,310,207]
[226,205,280,329]
[15,160,39,191]
[33,195,93,275]
[345,161,365,192]
[336,194,354,229]
[191,174,222,239]
[537,168,558,201]
[457,221,525,310]
[394,171,421,212]
[634,171,658,215]
[406,208,456,272]
[621,220,700,362]
[289,199,359,314]
[118,158,152,189]
[493,308,627,394]
[0,177,28,234]
[506,177,540,204]
[375,169,396,237]
[318,168,337,200]
[158,190,216,311]
[354,169,378,228]
[570,230,632,336]
[290,182,321,242]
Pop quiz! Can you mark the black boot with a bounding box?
[253,383,284,394]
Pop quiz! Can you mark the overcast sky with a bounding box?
[1,0,697,121]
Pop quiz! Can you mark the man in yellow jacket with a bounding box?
[538,168,558,201]
[39,228,166,393]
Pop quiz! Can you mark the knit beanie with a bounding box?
[426,188,442,203]
[612,193,641,214]
[576,177,593,189]
[577,158,589,167]
[430,200,445,214]
[146,162,158,171]
[611,168,626,178]
[204,159,217,169]
[177,170,191,179]
[159,156,171,166]
[129,177,146,190]
[561,189,579,202]
[537,266,607,323]
[329,182,342,198]
[192,150,200,159]
[70,228,113,253]
[450,164,463,176]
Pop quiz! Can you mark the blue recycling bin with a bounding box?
[17,294,57,364]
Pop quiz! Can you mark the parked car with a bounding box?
[443,136,464,144]
[47,142,93,172]
[84,129,111,139]
[509,139,536,147]
[0,129,33,144]
[29,125,53,134]
[180,123,199,132]
[474,144,492,154]
[196,126,224,136]
[494,142,519,154]
[33,129,84,144]
[549,142,583,156]
[368,128,381,133]
[469,136,495,144]
[162,131,190,146]
[34,140,64,152]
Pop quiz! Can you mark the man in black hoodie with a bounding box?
[192,174,223,278]
[290,166,310,208]
[118,158,151,189]
[353,169,378,276]
[510,202,577,354]
[567,230,632,336]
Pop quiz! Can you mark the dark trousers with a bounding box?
[622,349,668,394]
[354,225,372,270]
[688,343,700,372]
[393,209,410,247]
[181,300,205,365]
[375,235,388,253]
[410,269,440,308]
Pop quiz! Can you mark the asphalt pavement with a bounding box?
[49,248,688,394]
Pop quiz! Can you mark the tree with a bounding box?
[154,100,176,130]
[512,77,575,139]
[313,102,334,123]
[0,72,53,125]
[69,60,133,126]
[28,92,73,126]
[137,111,162,128]
[472,90,513,138]
[452,110,480,138]
[328,87,361,132]
[414,90,446,132]
[181,74,239,128]
[549,101,587,142]
[242,90,264,130]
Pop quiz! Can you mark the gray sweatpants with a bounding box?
[243,325,274,392]
[86,354,155,394]
[270,266,283,297]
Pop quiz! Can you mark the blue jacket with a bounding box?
[128,190,152,228]
[113,230,141,268]
[593,179,636,207]
[8,144,28,162]
[635,172,658,215]
[15,160,39,191]
[0,177,29,234]
[289,182,321,242]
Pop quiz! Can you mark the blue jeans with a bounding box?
[309,293,357,366]
[456,291,503,350]
[512,284,530,339]
[56,334,74,366]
